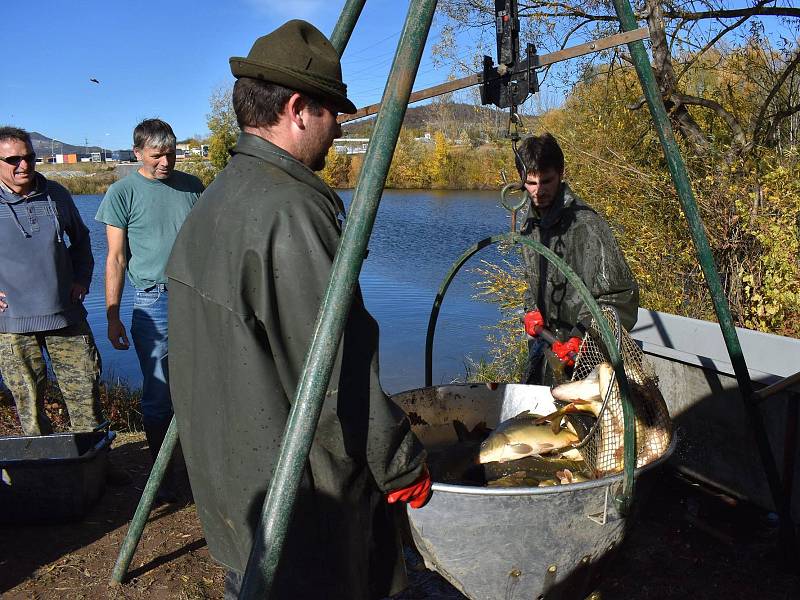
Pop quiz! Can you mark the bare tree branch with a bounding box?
[628,97,648,110]
[519,10,618,21]
[752,49,800,142]
[763,102,800,143]
[540,19,593,86]
[676,0,773,83]
[672,92,748,146]
[663,6,800,19]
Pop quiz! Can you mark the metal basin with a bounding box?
[392,384,675,600]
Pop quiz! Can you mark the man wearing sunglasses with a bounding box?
[0,126,105,436]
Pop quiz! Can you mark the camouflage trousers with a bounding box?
[0,319,104,435]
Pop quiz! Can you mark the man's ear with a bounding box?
[133,148,143,161]
[286,93,308,129]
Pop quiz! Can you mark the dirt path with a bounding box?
[2,433,799,599]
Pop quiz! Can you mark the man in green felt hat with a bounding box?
[167,20,431,599]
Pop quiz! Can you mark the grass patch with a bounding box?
[38,163,116,174]
[37,162,119,195]
[49,172,118,195]
[0,378,143,436]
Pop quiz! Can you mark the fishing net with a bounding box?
[569,307,673,477]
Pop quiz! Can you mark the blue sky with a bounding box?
[1,0,465,151]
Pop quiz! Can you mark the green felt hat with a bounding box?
[230,20,357,114]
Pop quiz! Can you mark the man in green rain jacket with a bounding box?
[166,20,430,599]
[518,133,639,384]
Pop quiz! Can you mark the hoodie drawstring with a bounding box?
[46,194,62,242]
[3,202,31,238]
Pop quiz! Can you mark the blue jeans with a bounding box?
[131,285,172,425]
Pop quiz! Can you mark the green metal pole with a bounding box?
[238,0,439,597]
[109,416,178,585]
[610,0,797,561]
[330,0,366,54]
[424,233,637,510]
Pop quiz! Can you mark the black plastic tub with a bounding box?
[0,429,116,524]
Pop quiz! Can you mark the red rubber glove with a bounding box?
[552,337,581,367]
[523,310,545,337]
[386,466,432,509]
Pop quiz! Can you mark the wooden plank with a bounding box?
[535,27,649,67]
[338,27,649,124]
[340,74,479,123]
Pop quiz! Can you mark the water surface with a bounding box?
[76,189,516,394]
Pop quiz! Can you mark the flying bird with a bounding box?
[89,78,100,84]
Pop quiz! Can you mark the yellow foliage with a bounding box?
[320,147,352,188]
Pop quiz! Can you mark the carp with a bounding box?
[479,411,579,464]
[551,364,602,402]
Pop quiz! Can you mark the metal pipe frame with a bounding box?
[330,0,367,53]
[238,0,440,596]
[109,416,178,585]
[610,0,797,564]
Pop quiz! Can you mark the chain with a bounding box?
[499,105,528,233]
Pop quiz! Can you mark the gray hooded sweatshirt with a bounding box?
[0,173,93,333]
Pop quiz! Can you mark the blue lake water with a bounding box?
[76,189,517,394]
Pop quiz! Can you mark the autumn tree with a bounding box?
[320,147,352,188]
[207,86,239,171]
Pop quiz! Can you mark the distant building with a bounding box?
[176,142,209,159]
[111,150,136,162]
[333,138,369,155]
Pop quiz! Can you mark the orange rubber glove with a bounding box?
[552,337,581,367]
[523,310,545,337]
[386,466,432,509]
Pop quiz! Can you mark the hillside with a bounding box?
[342,102,536,140]
[28,131,103,156]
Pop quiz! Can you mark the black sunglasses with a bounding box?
[0,152,36,166]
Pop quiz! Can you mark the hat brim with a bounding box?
[230,57,357,115]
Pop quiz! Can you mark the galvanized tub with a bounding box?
[0,429,115,524]
[392,383,675,600]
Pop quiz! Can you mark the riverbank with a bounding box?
[35,133,519,197]
[38,163,119,195]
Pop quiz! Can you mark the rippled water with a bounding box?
[76,188,516,394]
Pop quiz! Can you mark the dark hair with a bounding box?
[0,126,33,150]
[133,118,176,150]
[233,77,323,129]
[515,133,565,176]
